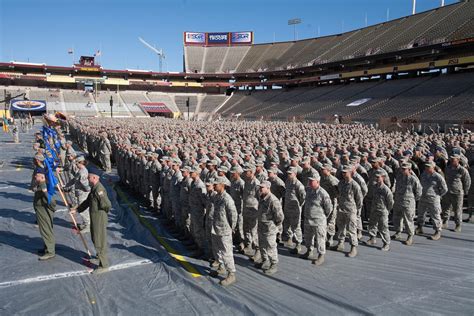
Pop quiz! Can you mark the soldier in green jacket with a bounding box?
[33,171,57,260]
[71,173,112,274]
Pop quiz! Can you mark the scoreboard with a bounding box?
[184,31,253,46]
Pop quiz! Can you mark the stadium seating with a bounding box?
[185,1,474,74]
[215,71,474,123]
[94,91,131,117]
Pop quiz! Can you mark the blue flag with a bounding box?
[41,125,60,203]
[43,156,58,203]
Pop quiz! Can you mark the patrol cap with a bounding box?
[374,169,385,177]
[199,158,208,164]
[308,172,320,181]
[34,154,45,162]
[160,156,170,162]
[342,165,353,173]
[258,180,271,189]
[35,168,47,175]
[287,167,297,174]
[218,166,228,173]
[66,140,73,145]
[424,161,436,168]
[76,156,85,163]
[267,167,279,174]
[207,159,218,166]
[214,176,230,186]
[229,166,241,174]
[321,163,333,171]
[181,166,191,172]
[449,154,461,160]
[401,162,412,169]
[255,161,264,167]
[243,164,255,172]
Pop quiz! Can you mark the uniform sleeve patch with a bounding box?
[98,191,104,196]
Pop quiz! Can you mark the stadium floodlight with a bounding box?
[288,18,302,41]
[138,37,166,72]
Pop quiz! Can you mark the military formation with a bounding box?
[30,114,112,274]
[59,117,473,286]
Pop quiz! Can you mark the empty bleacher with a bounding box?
[62,90,97,116]
[185,1,474,74]
[216,71,474,123]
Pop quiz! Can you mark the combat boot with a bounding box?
[454,224,461,233]
[264,264,278,275]
[38,252,55,261]
[326,236,334,247]
[210,260,219,268]
[261,260,271,271]
[347,246,358,258]
[357,230,363,240]
[332,242,344,252]
[286,239,295,248]
[290,243,301,255]
[441,220,448,229]
[92,267,109,275]
[405,235,414,246]
[251,250,262,263]
[243,245,253,256]
[430,230,441,241]
[366,237,376,245]
[312,254,325,266]
[210,266,226,277]
[300,249,313,259]
[220,272,236,286]
[415,225,424,235]
[381,243,390,251]
[391,232,402,240]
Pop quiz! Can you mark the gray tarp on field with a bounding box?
[0,125,473,315]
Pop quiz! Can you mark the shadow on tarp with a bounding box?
[9,157,34,170]
[0,230,89,265]
[0,208,74,230]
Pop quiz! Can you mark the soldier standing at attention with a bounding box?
[417,161,448,240]
[63,156,91,232]
[256,181,284,275]
[333,166,363,257]
[33,171,57,260]
[366,169,394,251]
[99,131,112,172]
[229,166,245,252]
[392,162,422,246]
[284,167,306,255]
[442,154,471,232]
[301,173,333,266]
[71,173,112,274]
[210,177,238,286]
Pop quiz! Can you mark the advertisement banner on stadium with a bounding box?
[231,32,253,44]
[184,32,206,45]
[207,32,229,45]
[10,100,47,112]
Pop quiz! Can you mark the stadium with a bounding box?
[1,0,473,315]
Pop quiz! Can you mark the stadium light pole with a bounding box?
[412,0,416,15]
[288,18,302,41]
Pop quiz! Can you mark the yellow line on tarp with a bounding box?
[114,185,202,278]
[16,164,22,171]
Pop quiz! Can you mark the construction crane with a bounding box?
[138,37,165,72]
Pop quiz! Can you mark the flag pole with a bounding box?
[55,183,92,257]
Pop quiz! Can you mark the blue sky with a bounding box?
[0,0,458,72]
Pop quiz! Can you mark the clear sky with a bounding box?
[0,0,458,72]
